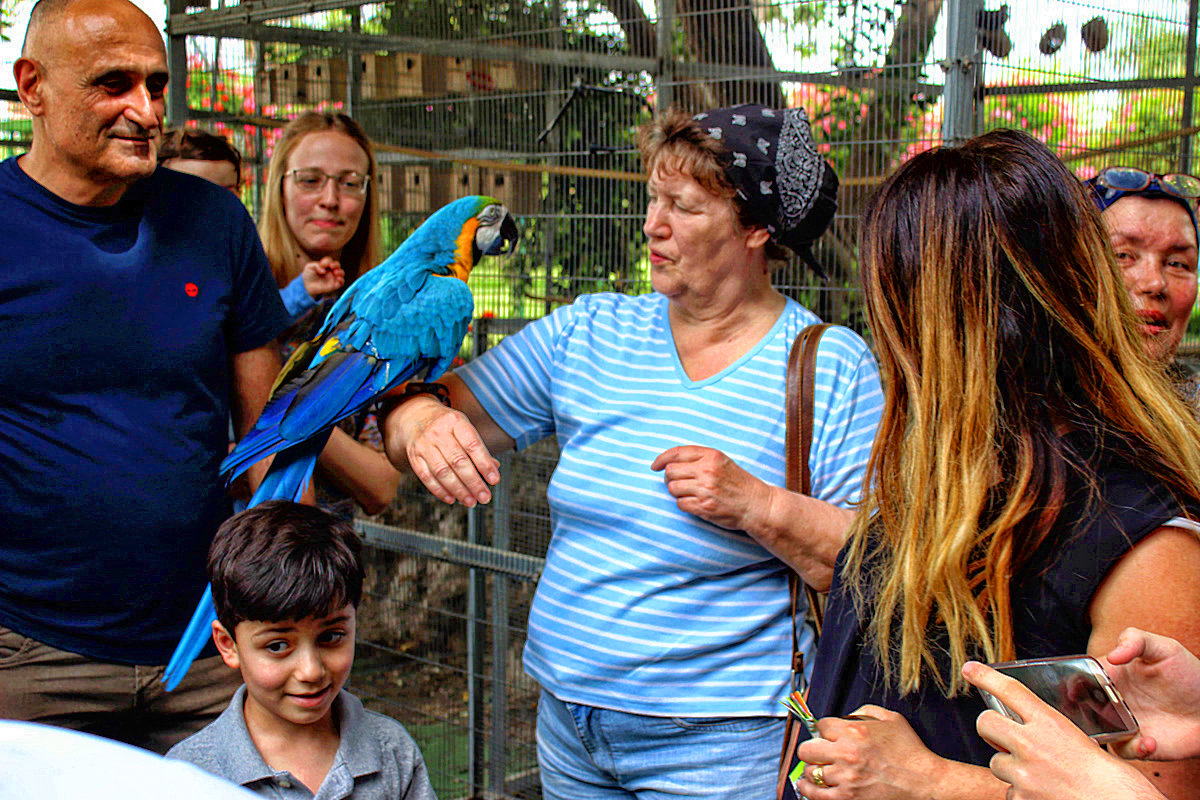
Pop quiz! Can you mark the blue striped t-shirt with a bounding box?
[457,292,883,717]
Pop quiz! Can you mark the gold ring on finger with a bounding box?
[811,763,828,788]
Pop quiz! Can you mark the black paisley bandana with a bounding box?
[692,104,839,277]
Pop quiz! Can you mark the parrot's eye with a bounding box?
[477,206,502,225]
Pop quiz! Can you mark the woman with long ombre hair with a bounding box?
[793,129,1200,800]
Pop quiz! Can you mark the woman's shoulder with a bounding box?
[547,291,664,331]
[1039,443,1189,573]
[778,304,876,376]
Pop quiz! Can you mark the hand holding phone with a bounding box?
[975,654,1138,743]
[1102,627,1200,761]
[964,661,1164,800]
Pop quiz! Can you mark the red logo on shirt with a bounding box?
[184,282,199,297]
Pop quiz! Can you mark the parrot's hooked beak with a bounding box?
[474,204,520,262]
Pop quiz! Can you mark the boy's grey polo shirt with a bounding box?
[166,685,437,800]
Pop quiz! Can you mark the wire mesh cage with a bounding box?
[0,0,1197,796]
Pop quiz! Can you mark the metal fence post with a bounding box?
[1183,0,1199,173]
[466,317,490,796]
[166,0,189,127]
[466,503,486,797]
[488,450,513,797]
[656,0,675,113]
[942,0,983,146]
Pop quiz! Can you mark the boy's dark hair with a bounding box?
[208,500,364,633]
[158,127,243,184]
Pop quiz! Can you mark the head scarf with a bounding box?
[692,104,840,277]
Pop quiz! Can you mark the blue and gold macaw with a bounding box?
[162,195,519,690]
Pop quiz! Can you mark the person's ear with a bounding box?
[14,58,45,116]
[745,225,770,250]
[212,620,241,670]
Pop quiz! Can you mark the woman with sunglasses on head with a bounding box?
[791,130,1200,800]
[1088,167,1200,413]
[255,112,399,516]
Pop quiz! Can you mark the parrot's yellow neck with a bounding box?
[450,218,479,282]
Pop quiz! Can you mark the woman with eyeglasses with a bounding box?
[253,111,398,516]
[1088,167,1200,413]
[260,111,381,323]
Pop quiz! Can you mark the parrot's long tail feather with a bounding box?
[220,399,290,484]
[162,585,216,691]
[248,432,330,506]
[166,430,330,689]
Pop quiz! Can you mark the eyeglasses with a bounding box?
[1093,166,1200,204]
[286,168,370,196]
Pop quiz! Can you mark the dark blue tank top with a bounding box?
[807,446,1191,765]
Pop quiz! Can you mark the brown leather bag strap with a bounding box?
[786,323,830,641]
[775,712,803,799]
[778,323,832,800]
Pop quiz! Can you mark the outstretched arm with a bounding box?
[317,426,401,516]
[382,372,515,507]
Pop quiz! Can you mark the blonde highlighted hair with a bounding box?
[847,128,1200,695]
[258,111,381,289]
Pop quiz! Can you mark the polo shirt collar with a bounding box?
[219,685,383,788]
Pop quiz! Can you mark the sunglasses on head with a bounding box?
[1093,166,1200,203]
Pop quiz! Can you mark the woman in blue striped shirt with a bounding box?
[383,104,883,800]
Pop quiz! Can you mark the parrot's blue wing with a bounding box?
[275,350,380,442]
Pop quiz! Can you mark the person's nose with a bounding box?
[124,83,161,132]
[316,177,341,207]
[643,201,667,240]
[1128,256,1167,297]
[293,644,327,683]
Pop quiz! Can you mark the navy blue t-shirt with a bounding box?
[0,158,290,664]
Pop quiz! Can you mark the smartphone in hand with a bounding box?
[977,654,1139,743]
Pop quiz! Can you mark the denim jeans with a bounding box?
[537,689,785,800]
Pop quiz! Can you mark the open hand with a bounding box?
[1100,627,1200,761]
[390,395,499,507]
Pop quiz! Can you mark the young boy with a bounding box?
[166,500,437,800]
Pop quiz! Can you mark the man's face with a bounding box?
[1104,195,1199,362]
[25,2,168,194]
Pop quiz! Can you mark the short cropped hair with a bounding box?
[208,500,364,634]
[159,128,243,185]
